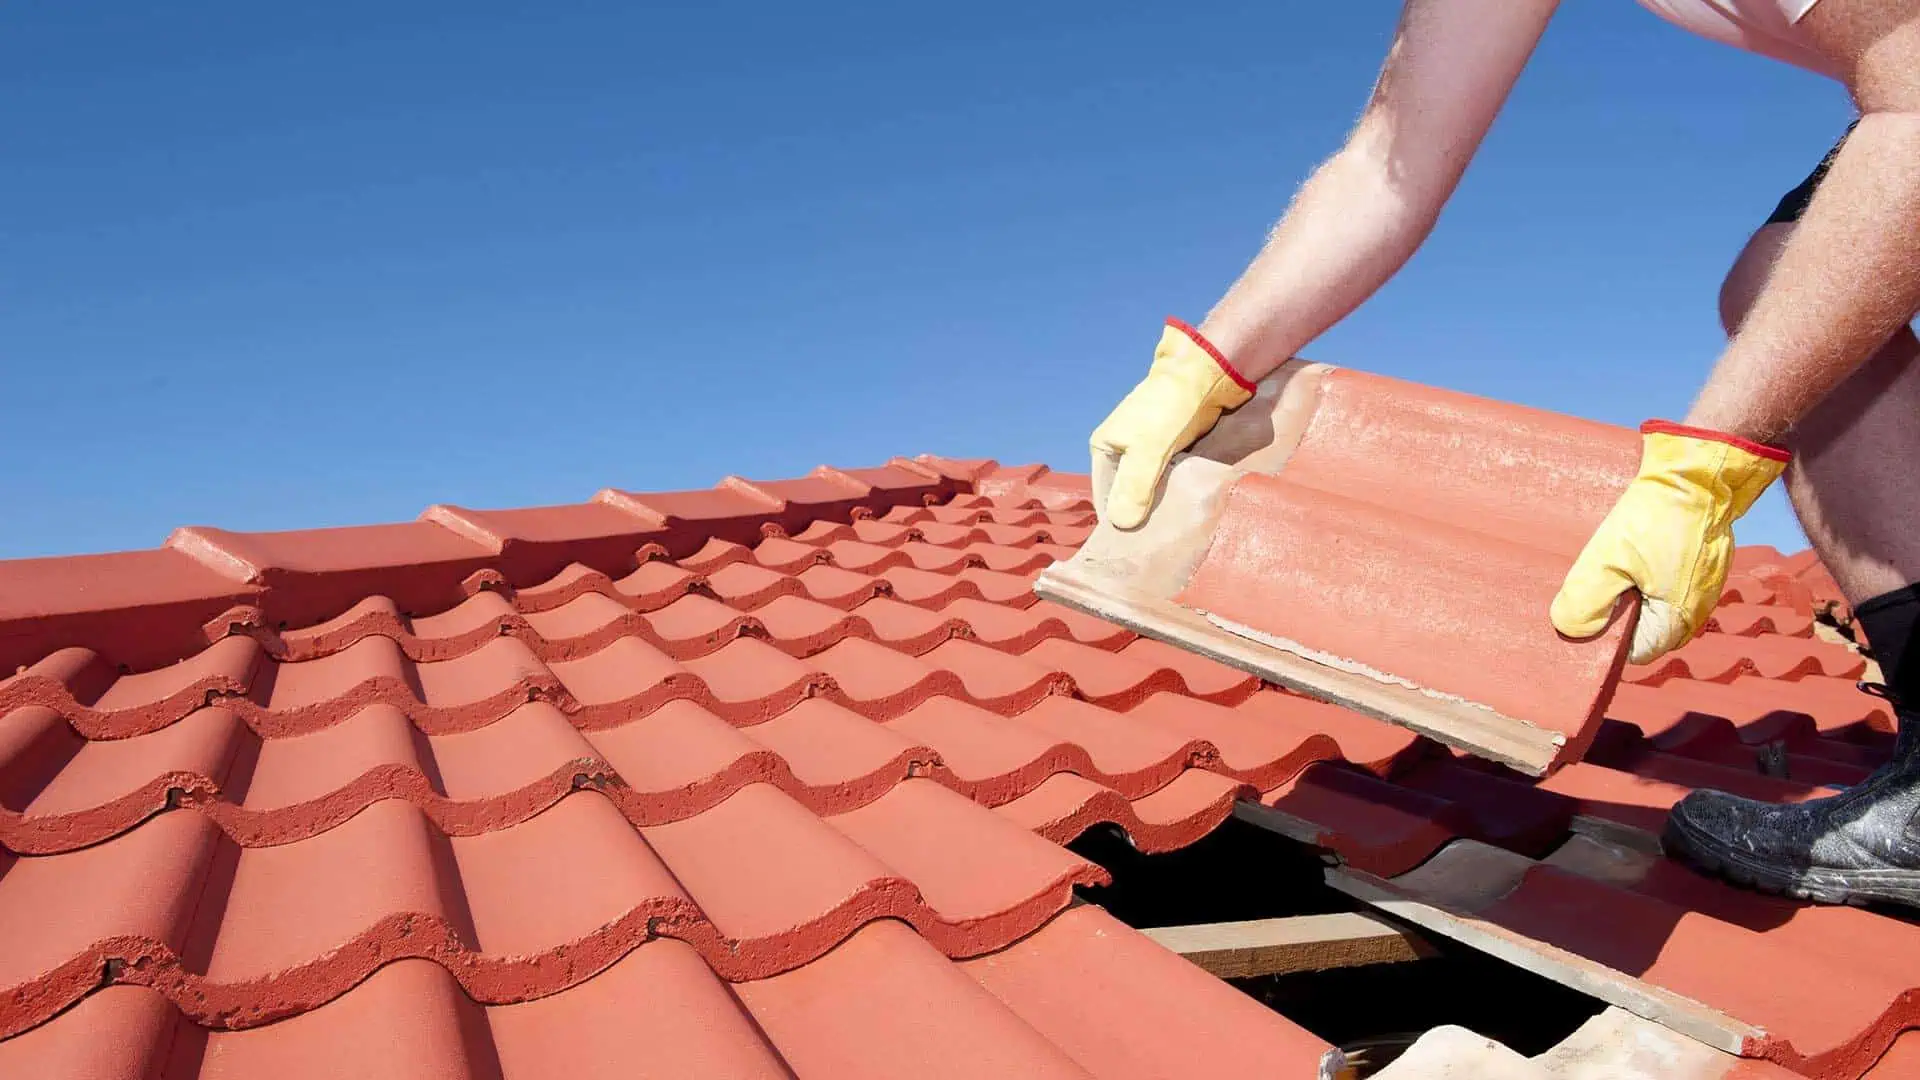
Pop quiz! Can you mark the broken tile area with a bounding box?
[1325,833,1920,1080]
[0,453,1901,1080]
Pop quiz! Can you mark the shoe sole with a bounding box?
[1661,815,1920,909]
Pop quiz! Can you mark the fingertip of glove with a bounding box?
[1105,457,1166,526]
[1626,636,1668,666]
[1626,600,1690,665]
[1547,593,1610,641]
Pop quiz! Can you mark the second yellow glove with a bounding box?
[1550,420,1791,665]
[1090,318,1256,529]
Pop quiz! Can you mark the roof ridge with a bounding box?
[0,457,1086,675]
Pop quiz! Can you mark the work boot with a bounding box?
[1662,583,1920,907]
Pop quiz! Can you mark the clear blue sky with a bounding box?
[1,2,1856,559]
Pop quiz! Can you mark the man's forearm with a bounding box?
[1191,0,1557,384]
[1686,113,1920,444]
[1198,146,1436,383]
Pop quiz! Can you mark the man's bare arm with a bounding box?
[1198,0,1561,382]
[1685,0,1920,443]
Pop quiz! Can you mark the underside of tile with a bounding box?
[1039,360,1641,776]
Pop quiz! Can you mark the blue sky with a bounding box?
[1,2,1855,558]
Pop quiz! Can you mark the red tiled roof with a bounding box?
[0,454,1897,1078]
[0,458,1345,1077]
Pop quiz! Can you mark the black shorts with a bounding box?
[1765,118,1860,225]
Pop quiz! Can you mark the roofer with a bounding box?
[1089,0,1920,907]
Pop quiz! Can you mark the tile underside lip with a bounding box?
[1033,564,1563,776]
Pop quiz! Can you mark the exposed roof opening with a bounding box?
[1069,816,1609,1077]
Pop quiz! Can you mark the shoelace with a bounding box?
[1854,681,1919,785]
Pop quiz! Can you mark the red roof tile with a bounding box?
[0,454,1898,1077]
[1044,362,1642,775]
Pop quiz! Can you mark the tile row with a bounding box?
[203,583,1128,669]
[0,779,1110,1037]
[5,626,1275,742]
[1625,630,1866,684]
[1,686,1416,855]
[6,543,1850,747]
[0,904,1338,1080]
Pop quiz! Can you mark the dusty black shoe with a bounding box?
[1662,736,1920,908]
[1663,680,1920,906]
[1664,580,1920,906]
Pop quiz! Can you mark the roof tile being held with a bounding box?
[1040,360,1641,776]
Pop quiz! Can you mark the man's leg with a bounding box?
[1661,128,1920,907]
[1718,222,1920,607]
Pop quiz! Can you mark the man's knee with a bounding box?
[1718,223,1794,336]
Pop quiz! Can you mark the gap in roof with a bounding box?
[1067,814,1612,1077]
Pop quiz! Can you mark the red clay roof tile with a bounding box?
[1043,363,1644,776]
[1259,762,1466,877]
[959,903,1334,1075]
[994,769,1256,854]
[1177,471,1634,762]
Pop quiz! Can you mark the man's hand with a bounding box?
[1551,422,1790,664]
[1090,319,1255,529]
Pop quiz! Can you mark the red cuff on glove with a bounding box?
[1641,419,1791,464]
[1166,317,1256,394]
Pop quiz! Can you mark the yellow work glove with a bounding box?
[1090,318,1255,529]
[1551,420,1791,665]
